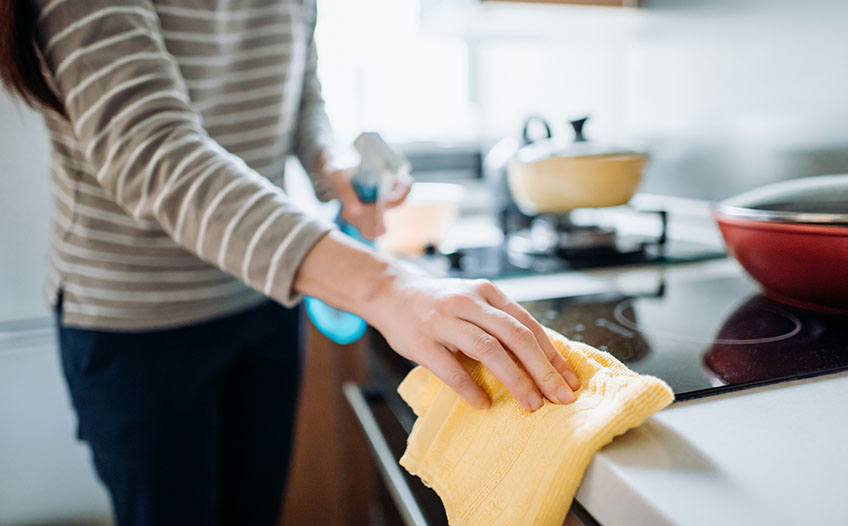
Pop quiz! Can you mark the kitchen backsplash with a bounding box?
[438,0,848,198]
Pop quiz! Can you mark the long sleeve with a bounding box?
[35,0,332,307]
[293,1,336,202]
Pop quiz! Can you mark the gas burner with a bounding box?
[503,211,670,270]
[507,214,620,256]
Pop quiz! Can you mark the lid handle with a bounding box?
[521,116,553,145]
[570,116,589,143]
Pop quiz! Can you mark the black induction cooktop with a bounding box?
[519,272,848,401]
[366,263,848,442]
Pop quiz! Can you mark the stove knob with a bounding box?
[447,250,465,271]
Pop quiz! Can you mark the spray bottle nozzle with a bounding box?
[351,132,410,204]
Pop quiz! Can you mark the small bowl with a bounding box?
[378,183,465,256]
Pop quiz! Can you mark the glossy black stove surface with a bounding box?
[416,237,725,280]
[519,272,848,401]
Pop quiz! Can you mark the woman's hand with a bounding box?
[364,273,581,412]
[295,231,579,412]
[326,169,412,240]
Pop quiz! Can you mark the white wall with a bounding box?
[420,0,848,138]
[315,0,477,143]
[629,0,848,137]
[626,0,848,197]
[416,0,848,199]
[0,92,53,322]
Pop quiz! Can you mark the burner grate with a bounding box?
[505,209,668,268]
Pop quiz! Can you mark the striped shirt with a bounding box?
[33,0,337,330]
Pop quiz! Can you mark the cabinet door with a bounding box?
[483,0,639,7]
[0,324,110,525]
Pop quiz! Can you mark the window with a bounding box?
[315,0,477,143]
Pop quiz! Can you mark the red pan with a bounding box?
[712,175,848,315]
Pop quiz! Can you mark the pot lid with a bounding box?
[715,174,848,224]
[514,116,646,163]
[515,138,641,163]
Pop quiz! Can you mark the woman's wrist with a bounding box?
[293,229,405,320]
[358,262,405,328]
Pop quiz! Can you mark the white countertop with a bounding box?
[493,259,848,526]
[576,371,848,526]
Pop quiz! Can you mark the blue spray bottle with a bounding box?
[304,132,410,344]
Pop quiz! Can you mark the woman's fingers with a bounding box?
[373,202,387,237]
[341,206,381,239]
[440,317,545,412]
[352,204,386,239]
[480,282,581,391]
[480,304,576,404]
[385,174,413,209]
[329,173,390,239]
[418,343,490,410]
[341,202,386,240]
[438,281,575,404]
[328,170,362,215]
[444,292,575,405]
[330,170,405,238]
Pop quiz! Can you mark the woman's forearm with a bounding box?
[292,230,400,323]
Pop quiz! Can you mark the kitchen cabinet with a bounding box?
[484,0,638,6]
[281,320,381,525]
[418,0,643,42]
[0,322,110,525]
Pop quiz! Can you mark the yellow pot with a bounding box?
[507,152,649,214]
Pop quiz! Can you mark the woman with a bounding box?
[0,0,580,524]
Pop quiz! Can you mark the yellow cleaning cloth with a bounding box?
[398,329,674,526]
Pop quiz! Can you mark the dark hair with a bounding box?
[0,0,65,115]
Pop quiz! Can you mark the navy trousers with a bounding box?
[57,299,303,526]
